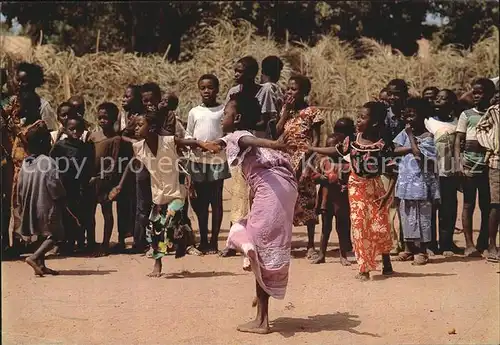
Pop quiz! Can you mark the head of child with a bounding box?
[405,97,431,132]
[434,89,458,120]
[198,74,219,106]
[122,84,143,114]
[261,56,284,83]
[326,132,346,148]
[97,102,119,131]
[26,121,51,156]
[386,79,409,114]
[134,112,161,140]
[355,101,387,138]
[68,95,85,116]
[234,56,259,85]
[64,113,86,141]
[472,78,496,111]
[286,75,311,106]
[379,88,390,105]
[57,102,75,126]
[422,86,439,105]
[334,117,355,139]
[14,62,44,94]
[141,82,162,112]
[221,92,261,133]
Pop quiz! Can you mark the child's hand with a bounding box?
[108,186,122,201]
[405,123,413,134]
[200,141,221,154]
[284,95,296,112]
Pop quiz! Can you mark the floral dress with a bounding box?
[283,106,324,226]
[337,134,394,273]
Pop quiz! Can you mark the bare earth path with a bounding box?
[2,180,499,345]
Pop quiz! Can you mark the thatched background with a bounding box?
[1,20,498,132]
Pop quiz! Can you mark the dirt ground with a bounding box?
[2,180,499,345]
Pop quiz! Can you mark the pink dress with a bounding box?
[221,130,298,299]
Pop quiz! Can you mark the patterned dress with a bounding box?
[338,134,393,273]
[283,106,324,226]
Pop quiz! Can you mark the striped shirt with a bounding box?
[477,104,499,169]
[457,108,487,174]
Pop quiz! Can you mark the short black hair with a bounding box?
[64,112,86,131]
[423,86,439,96]
[289,75,312,96]
[363,101,388,125]
[387,78,409,95]
[26,122,51,154]
[57,102,75,115]
[124,84,144,114]
[228,92,261,131]
[406,97,433,118]
[97,102,119,122]
[237,56,259,79]
[141,82,162,99]
[261,56,284,82]
[164,92,179,111]
[138,111,163,134]
[68,95,85,116]
[198,74,220,89]
[334,117,355,138]
[16,62,45,88]
[440,88,458,104]
[472,78,496,98]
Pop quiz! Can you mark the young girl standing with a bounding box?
[110,112,204,277]
[393,98,440,265]
[201,92,298,334]
[309,102,394,280]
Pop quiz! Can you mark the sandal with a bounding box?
[412,253,429,265]
[393,251,414,262]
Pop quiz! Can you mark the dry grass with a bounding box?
[1,20,498,130]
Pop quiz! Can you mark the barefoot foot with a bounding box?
[310,254,325,264]
[237,320,270,334]
[26,257,44,277]
[340,257,352,266]
[355,272,370,281]
[147,271,162,278]
[464,246,481,257]
[41,266,59,275]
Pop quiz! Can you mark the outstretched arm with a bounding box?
[308,146,340,158]
[238,135,288,151]
[174,137,202,149]
[108,158,141,200]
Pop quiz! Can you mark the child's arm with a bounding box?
[375,175,396,211]
[238,136,292,152]
[308,146,340,158]
[174,137,203,150]
[393,146,413,156]
[454,132,465,175]
[405,125,422,159]
[108,157,141,200]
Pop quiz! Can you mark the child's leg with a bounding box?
[26,237,56,277]
[147,258,162,277]
[439,176,458,254]
[336,200,352,266]
[237,280,270,334]
[382,253,393,275]
[476,172,491,252]
[99,201,114,256]
[209,179,224,252]
[312,212,333,264]
[192,182,210,249]
[83,195,98,250]
[134,170,152,251]
[462,176,479,256]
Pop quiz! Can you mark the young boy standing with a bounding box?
[186,74,231,253]
[455,78,496,257]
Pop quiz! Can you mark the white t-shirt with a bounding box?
[132,135,186,205]
[185,104,226,164]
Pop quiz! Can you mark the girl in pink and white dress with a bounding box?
[201,92,297,334]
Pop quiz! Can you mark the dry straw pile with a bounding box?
[1,20,498,132]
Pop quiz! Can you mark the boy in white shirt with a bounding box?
[186,74,231,254]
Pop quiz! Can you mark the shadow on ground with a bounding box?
[164,270,241,279]
[56,269,117,276]
[271,312,380,338]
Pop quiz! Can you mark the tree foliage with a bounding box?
[1,1,498,59]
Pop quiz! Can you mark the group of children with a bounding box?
[1,57,499,334]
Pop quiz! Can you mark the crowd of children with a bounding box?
[1,57,499,334]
